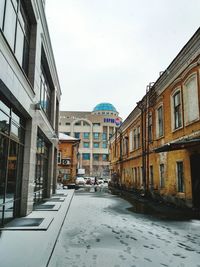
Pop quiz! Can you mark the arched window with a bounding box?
[183,74,199,124]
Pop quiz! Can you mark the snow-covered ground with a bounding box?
[48,190,200,267]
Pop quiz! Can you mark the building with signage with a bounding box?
[0,0,61,226]
[57,133,80,185]
[109,28,200,209]
[59,103,122,178]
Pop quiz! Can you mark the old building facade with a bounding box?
[110,28,200,208]
[57,133,80,185]
[0,0,61,226]
[60,103,122,178]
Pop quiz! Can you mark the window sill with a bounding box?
[172,125,183,133]
[184,117,200,127]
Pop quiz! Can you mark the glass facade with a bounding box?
[0,0,30,74]
[34,132,49,203]
[40,65,52,121]
[0,99,25,226]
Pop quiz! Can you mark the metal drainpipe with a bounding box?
[137,99,146,194]
[119,131,123,187]
[146,102,150,193]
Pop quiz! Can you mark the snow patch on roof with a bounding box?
[59,133,79,141]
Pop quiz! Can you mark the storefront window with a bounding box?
[34,132,49,203]
[0,110,10,134]
[0,99,25,226]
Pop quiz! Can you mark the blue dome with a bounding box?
[93,103,117,112]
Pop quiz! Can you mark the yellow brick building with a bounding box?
[109,28,200,208]
[57,133,80,185]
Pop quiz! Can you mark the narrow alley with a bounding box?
[48,188,200,267]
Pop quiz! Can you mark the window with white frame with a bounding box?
[122,137,128,155]
[83,153,90,160]
[148,113,153,142]
[177,161,184,192]
[137,126,141,148]
[102,154,108,161]
[173,90,182,129]
[157,105,164,137]
[183,74,199,124]
[129,130,133,151]
[133,128,137,149]
[140,166,142,186]
[133,126,140,149]
[93,132,99,140]
[93,142,99,148]
[102,142,107,148]
[93,154,99,161]
[83,132,90,139]
[83,142,89,148]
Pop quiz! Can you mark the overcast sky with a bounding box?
[46,0,200,120]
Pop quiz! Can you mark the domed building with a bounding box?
[92,103,118,115]
[59,103,122,178]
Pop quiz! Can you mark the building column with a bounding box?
[47,143,54,198]
[52,147,57,194]
[20,119,37,216]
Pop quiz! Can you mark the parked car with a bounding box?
[98,178,104,185]
[103,179,110,184]
[86,177,95,184]
[85,178,93,185]
[75,177,86,185]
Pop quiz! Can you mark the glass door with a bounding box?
[34,134,49,204]
[0,134,9,226]
[4,140,18,224]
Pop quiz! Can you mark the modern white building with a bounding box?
[0,0,61,226]
[59,103,122,178]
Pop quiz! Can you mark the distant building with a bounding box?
[57,133,80,185]
[0,1,61,226]
[109,28,200,209]
[59,103,122,178]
